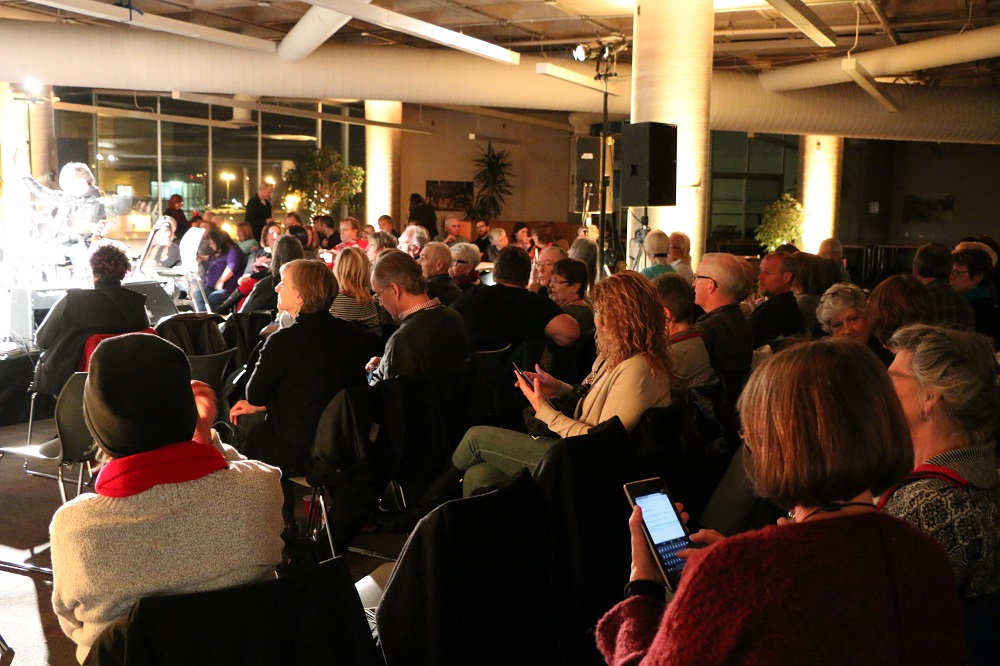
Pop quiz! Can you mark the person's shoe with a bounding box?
[371,465,464,533]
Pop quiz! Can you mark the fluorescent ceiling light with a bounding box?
[30,0,276,52]
[468,133,520,145]
[841,58,899,112]
[765,0,837,47]
[302,0,520,65]
[715,0,842,12]
[535,62,620,95]
[171,92,433,134]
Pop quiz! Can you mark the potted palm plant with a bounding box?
[466,143,513,222]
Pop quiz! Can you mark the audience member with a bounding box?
[433,217,470,246]
[548,258,594,336]
[451,247,579,351]
[596,338,966,665]
[202,228,247,312]
[950,247,999,345]
[333,217,368,253]
[244,183,274,240]
[531,223,560,251]
[330,246,381,337]
[34,240,149,395]
[398,224,429,259]
[511,222,533,255]
[283,212,303,228]
[313,214,340,250]
[569,236,599,291]
[419,241,463,306]
[486,227,508,263]
[816,282,892,365]
[653,273,714,390]
[639,230,675,280]
[286,225,317,260]
[51,334,283,664]
[792,253,841,335]
[868,273,934,346]
[667,231,694,284]
[407,193,438,240]
[750,251,805,348]
[231,260,371,528]
[912,242,976,330]
[817,237,853,283]
[472,220,491,255]
[242,222,281,278]
[882,325,1000,661]
[449,242,482,291]
[235,222,259,255]
[237,234,305,315]
[165,193,190,240]
[366,250,470,384]
[150,216,181,268]
[528,245,568,296]
[367,230,399,264]
[693,253,753,402]
[378,214,398,238]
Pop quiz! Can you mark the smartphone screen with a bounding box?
[625,479,692,591]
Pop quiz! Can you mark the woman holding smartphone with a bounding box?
[596,339,967,665]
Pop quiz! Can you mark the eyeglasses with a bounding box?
[452,259,469,266]
[951,268,969,277]
[373,284,393,302]
[535,260,556,269]
[549,278,569,286]
[693,274,718,288]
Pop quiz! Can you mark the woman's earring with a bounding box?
[920,411,931,422]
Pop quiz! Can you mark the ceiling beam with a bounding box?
[535,62,620,95]
[52,101,251,129]
[841,58,899,112]
[28,0,276,53]
[300,0,521,65]
[765,0,838,47]
[429,104,574,132]
[171,92,434,134]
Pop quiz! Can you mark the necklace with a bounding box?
[791,501,875,523]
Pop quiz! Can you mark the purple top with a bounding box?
[205,246,247,294]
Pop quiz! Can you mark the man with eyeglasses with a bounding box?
[749,251,805,349]
[693,253,753,404]
[912,242,975,330]
[528,246,568,296]
[419,242,463,306]
[366,251,470,385]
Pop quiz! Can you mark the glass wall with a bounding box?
[708,131,798,243]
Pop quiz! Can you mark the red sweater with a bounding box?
[596,513,966,665]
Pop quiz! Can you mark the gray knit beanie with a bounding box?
[83,333,198,458]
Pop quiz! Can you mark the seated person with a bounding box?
[230,260,371,528]
[432,217,470,246]
[332,217,369,253]
[881,324,1000,661]
[653,272,715,390]
[201,228,247,312]
[543,257,596,383]
[816,282,893,365]
[597,338,966,665]
[419,241,463,306]
[242,222,281,278]
[367,230,398,264]
[50,334,283,664]
[449,242,482,291]
[398,224,429,260]
[639,229,676,280]
[34,240,149,396]
[485,227,508,263]
[329,246,381,336]
[235,221,260,255]
[238,235,305,316]
[386,272,671,529]
[528,245,568,297]
[150,216,181,268]
[451,247,579,352]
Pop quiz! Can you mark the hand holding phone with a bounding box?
[624,478,694,592]
[513,362,555,410]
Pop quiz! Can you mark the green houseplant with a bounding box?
[755,193,804,252]
[283,147,365,217]
[467,143,513,222]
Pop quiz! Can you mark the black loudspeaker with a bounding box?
[124,279,179,324]
[571,136,612,213]
[620,122,677,207]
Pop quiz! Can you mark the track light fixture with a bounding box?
[571,36,627,63]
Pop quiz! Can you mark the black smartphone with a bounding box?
[623,478,693,592]
[512,362,531,386]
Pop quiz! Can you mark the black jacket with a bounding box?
[34,280,148,394]
[244,311,371,475]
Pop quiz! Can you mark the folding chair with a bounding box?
[1,373,98,504]
[156,227,210,313]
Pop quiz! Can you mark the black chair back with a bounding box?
[465,344,511,427]
[56,373,97,464]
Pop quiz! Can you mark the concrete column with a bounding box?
[629,0,714,266]
[0,82,32,264]
[365,100,402,228]
[797,134,844,253]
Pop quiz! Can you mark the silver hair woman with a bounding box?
[816,282,893,365]
[880,324,1000,612]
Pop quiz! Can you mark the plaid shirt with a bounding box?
[926,279,976,331]
[695,302,753,379]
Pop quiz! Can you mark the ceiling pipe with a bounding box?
[1,20,1000,144]
[278,4,372,64]
[759,22,1000,91]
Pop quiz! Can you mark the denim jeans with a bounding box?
[451,426,557,497]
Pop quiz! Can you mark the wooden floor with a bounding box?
[0,419,405,665]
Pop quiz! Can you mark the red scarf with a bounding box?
[95,441,228,498]
[875,463,971,511]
